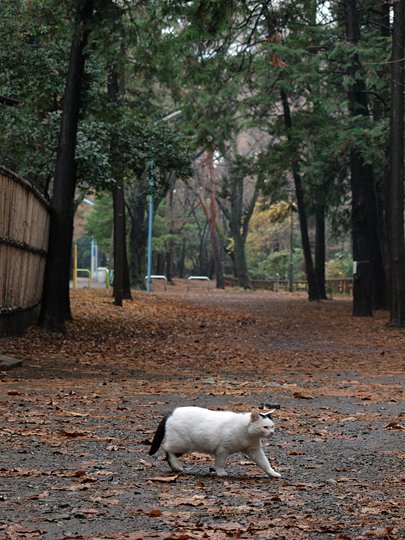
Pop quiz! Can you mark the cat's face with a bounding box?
[248,410,276,438]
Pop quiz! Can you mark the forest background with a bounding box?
[1,0,405,332]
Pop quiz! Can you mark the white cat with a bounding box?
[148,406,281,478]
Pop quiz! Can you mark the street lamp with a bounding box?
[146,110,182,295]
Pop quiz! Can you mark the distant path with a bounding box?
[155,284,404,376]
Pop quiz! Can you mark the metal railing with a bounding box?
[187,276,210,291]
[144,275,168,291]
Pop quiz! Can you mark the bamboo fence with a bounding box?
[0,166,49,335]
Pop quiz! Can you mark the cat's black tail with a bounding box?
[149,413,171,456]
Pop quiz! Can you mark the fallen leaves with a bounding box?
[384,421,404,431]
[57,429,90,438]
[50,485,89,492]
[164,495,206,508]
[0,468,47,478]
[148,473,182,483]
[0,287,404,539]
[1,524,44,539]
[292,391,313,400]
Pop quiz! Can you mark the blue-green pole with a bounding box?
[145,110,181,296]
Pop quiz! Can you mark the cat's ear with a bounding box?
[259,403,280,410]
[250,410,260,422]
[259,410,275,419]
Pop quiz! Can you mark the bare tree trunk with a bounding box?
[197,151,224,289]
[387,0,405,325]
[39,0,95,333]
[228,179,252,288]
[280,90,321,301]
[221,156,256,290]
[113,182,124,306]
[127,187,148,289]
[165,188,175,283]
[315,205,327,300]
[108,67,132,304]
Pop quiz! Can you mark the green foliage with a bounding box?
[152,211,176,254]
[75,235,92,270]
[246,201,303,281]
[326,251,353,279]
[0,0,398,289]
[85,193,113,253]
[249,249,305,282]
[0,0,193,200]
[76,120,115,191]
[0,0,70,193]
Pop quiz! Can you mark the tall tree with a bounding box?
[239,2,329,300]
[387,0,405,325]
[195,151,225,289]
[123,121,191,289]
[218,147,262,290]
[127,179,149,289]
[343,0,386,316]
[315,202,327,300]
[108,65,132,304]
[279,88,321,301]
[39,0,96,332]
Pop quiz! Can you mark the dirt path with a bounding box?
[0,287,404,539]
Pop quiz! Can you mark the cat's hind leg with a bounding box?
[165,452,183,472]
[214,449,228,476]
[247,447,281,478]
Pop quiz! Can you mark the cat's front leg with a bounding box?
[214,449,228,476]
[247,447,281,478]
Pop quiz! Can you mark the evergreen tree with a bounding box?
[39,0,97,332]
[342,0,386,316]
[387,0,405,326]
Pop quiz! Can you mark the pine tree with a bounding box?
[387,0,405,325]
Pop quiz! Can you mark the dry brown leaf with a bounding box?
[384,422,404,431]
[148,473,182,483]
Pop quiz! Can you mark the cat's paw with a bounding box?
[216,470,228,477]
[268,470,281,478]
[170,465,184,473]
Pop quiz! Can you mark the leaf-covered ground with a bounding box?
[0,285,404,539]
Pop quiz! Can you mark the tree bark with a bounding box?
[39,0,95,333]
[369,1,391,309]
[387,0,405,325]
[344,0,386,316]
[165,188,175,283]
[227,180,252,288]
[224,157,256,290]
[376,1,391,38]
[108,67,132,304]
[197,151,224,289]
[113,182,125,305]
[280,89,321,301]
[128,186,148,289]
[231,232,252,289]
[315,204,327,299]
